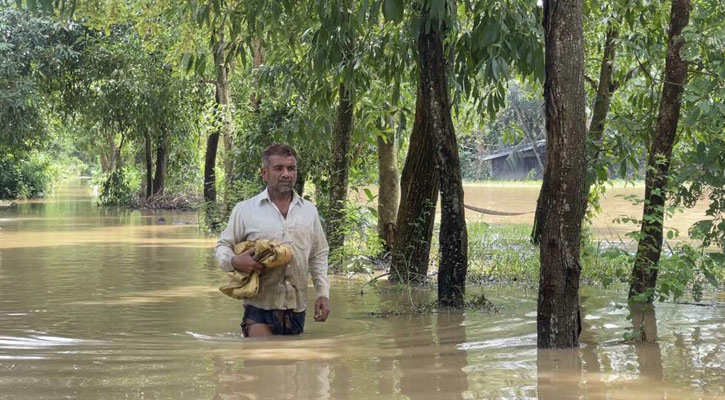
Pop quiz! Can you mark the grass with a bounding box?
[342,221,635,289]
[340,214,722,314]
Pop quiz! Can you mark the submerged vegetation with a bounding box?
[351,220,723,307]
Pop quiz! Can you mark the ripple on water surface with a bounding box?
[1,183,724,399]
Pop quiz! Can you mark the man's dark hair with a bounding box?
[262,143,298,167]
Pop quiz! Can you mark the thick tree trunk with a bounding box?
[327,81,354,252]
[418,22,468,308]
[532,21,619,244]
[376,121,400,253]
[537,0,588,349]
[144,131,153,198]
[152,128,167,196]
[391,88,439,283]
[630,0,690,302]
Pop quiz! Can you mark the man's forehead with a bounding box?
[266,155,297,166]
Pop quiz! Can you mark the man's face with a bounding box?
[261,155,297,194]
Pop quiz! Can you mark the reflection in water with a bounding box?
[1,182,724,399]
[631,304,664,398]
[394,312,468,399]
[631,303,659,343]
[212,354,334,400]
[536,349,582,400]
[579,318,605,399]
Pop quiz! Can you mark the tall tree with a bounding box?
[390,0,543,292]
[391,87,440,283]
[536,0,588,348]
[328,77,355,251]
[323,0,357,253]
[533,5,631,244]
[416,4,468,307]
[630,0,691,303]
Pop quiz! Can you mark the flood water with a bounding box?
[460,183,711,243]
[1,182,724,399]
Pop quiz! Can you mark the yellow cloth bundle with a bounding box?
[219,240,294,299]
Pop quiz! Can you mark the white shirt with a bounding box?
[215,188,329,312]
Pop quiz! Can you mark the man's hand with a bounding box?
[231,248,264,273]
[314,297,330,322]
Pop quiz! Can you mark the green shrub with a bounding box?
[0,153,51,199]
[329,199,384,273]
[98,167,139,206]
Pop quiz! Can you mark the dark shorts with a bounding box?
[241,305,306,336]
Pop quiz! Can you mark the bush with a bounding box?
[330,199,385,274]
[97,167,140,206]
[0,153,51,199]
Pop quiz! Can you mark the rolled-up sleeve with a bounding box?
[308,210,330,298]
[215,204,244,272]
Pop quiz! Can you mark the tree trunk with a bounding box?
[216,36,234,197]
[533,21,619,244]
[418,20,468,308]
[203,131,220,203]
[223,129,233,188]
[536,0,588,349]
[203,35,231,204]
[376,120,400,253]
[250,38,264,111]
[152,127,167,196]
[144,131,153,198]
[391,87,439,283]
[327,80,354,252]
[100,130,116,173]
[294,169,305,198]
[630,0,690,302]
[587,23,618,163]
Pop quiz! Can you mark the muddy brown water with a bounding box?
[356,182,712,244]
[459,183,711,244]
[1,182,723,399]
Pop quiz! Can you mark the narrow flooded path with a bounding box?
[0,182,723,399]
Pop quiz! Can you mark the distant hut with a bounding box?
[482,139,546,180]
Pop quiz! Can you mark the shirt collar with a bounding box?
[258,187,304,206]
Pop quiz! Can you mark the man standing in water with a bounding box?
[215,144,330,337]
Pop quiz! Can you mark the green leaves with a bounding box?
[382,0,404,23]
